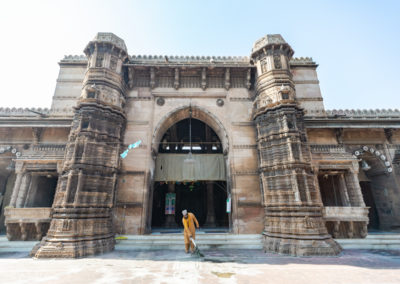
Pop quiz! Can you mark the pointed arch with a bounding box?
[152,105,229,155]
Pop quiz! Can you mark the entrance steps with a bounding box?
[1,233,400,253]
[336,233,400,250]
[115,233,263,250]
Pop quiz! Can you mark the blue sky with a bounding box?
[0,0,399,109]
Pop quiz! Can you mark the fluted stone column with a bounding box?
[33,33,128,258]
[251,35,341,256]
[9,171,23,207]
[338,173,350,206]
[15,172,31,208]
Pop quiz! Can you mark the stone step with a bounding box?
[338,239,400,244]
[337,243,400,250]
[363,234,400,240]
[123,233,263,240]
[336,233,400,249]
[116,244,263,250]
[1,233,400,253]
[115,234,263,250]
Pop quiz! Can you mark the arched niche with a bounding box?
[152,105,229,156]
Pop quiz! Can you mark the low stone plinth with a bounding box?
[323,207,369,238]
[5,208,51,241]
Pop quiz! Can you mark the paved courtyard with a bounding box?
[0,249,400,284]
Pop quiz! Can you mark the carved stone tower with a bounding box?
[251,35,341,256]
[33,33,128,258]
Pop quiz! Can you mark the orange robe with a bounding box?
[182,212,199,252]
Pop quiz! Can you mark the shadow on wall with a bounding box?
[0,173,16,233]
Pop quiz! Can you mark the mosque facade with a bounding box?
[0,33,399,257]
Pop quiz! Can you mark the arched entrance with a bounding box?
[355,146,395,231]
[150,107,230,231]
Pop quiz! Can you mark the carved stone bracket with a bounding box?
[335,128,344,145]
[384,128,394,144]
[224,68,230,90]
[174,68,180,89]
[128,67,135,89]
[150,67,155,89]
[201,68,207,90]
[32,127,44,144]
[246,68,251,89]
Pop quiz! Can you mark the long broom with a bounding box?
[190,237,204,257]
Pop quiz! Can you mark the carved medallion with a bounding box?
[156,97,165,106]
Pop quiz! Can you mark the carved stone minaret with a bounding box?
[33,33,128,258]
[251,35,341,256]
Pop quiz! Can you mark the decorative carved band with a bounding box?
[152,91,226,98]
[32,144,66,152]
[296,97,323,102]
[293,80,320,84]
[127,97,152,101]
[25,163,58,170]
[233,144,257,149]
[233,171,259,176]
[309,144,346,153]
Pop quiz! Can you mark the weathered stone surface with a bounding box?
[0,32,399,258]
[33,33,129,258]
[251,35,341,256]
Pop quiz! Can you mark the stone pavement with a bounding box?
[0,249,400,284]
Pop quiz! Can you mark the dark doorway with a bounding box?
[151,181,228,228]
[318,174,344,206]
[26,175,58,207]
[151,182,167,227]
[175,182,207,225]
[212,181,229,227]
[360,181,380,230]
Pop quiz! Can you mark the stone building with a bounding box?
[0,33,399,257]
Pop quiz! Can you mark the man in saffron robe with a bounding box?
[182,209,199,253]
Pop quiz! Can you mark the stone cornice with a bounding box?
[289,57,317,67]
[0,107,74,117]
[59,54,316,68]
[305,118,400,129]
[128,55,250,67]
[304,109,400,128]
[0,118,72,128]
[325,109,400,118]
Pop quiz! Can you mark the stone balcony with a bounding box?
[323,206,369,239]
[5,207,51,241]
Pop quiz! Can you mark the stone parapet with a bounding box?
[309,144,346,154]
[306,109,400,118]
[5,207,51,241]
[323,207,369,239]
[323,206,369,222]
[60,54,315,68]
[289,57,317,67]
[0,107,74,117]
[60,55,87,63]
